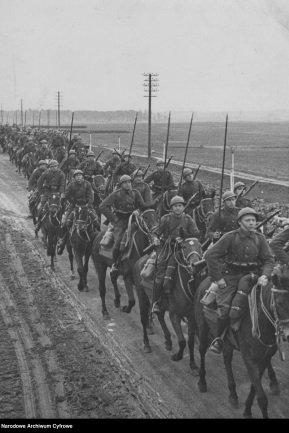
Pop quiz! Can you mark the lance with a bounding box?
[165,155,173,169]
[256,209,281,231]
[95,150,103,162]
[183,192,199,212]
[242,180,259,197]
[128,112,138,158]
[143,164,150,178]
[218,114,229,217]
[161,112,171,197]
[68,112,74,151]
[131,167,142,183]
[192,164,201,181]
[178,112,194,194]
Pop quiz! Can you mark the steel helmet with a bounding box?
[39,159,48,165]
[170,195,185,207]
[49,160,58,167]
[119,175,131,184]
[73,169,84,177]
[132,169,143,177]
[183,168,193,178]
[28,136,34,141]
[234,181,245,191]
[237,207,259,221]
[156,159,165,166]
[40,139,48,144]
[222,191,236,201]
[87,151,95,157]
[69,149,76,155]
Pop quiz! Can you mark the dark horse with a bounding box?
[194,264,289,418]
[69,204,98,292]
[191,197,215,242]
[57,223,75,280]
[91,209,158,320]
[36,193,62,270]
[133,237,205,374]
[91,174,106,220]
[156,189,178,219]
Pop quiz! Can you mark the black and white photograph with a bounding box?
[0,0,289,422]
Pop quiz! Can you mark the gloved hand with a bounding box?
[258,275,268,287]
[175,237,183,244]
[60,193,65,199]
[133,209,140,217]
[217,278,227,289]
[153,237,160,246]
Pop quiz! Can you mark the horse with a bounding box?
[69,203,98,292]
[57,223,75,280]
[22,152,36,179]
[91,209,158,320]
[133,237,205,374]
[36,193,62,270]
[194,264,289,418]
[91,174,106,220]
[28,189,40,226]
[192,197,215,242]
[156,189,178,219]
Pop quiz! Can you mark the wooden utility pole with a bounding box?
[47,109,50,127]
[143,73,159,158]
[38,110,41,127]
[21,99,23,127]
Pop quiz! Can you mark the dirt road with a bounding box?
[0,153,289,419]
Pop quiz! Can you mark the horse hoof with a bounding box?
[171,352,182,362]
[190,365,199,377]
[270,384,280,396]
[85,286,89,292]
[78,287,84,292]
[70,274,76,280]
[144,344,152,353]
[114,298,120,308]
[103,311,110,320]
[229,395,239,409]
[147,326,154,335]
[121,300,135,313]
[165,341,172,351]
[198,382,207,393]
[243,411,252,419]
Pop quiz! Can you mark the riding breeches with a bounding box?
[112,216,130,262]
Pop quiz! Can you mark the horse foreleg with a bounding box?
[157,311,172,351]
[169,311,186,362]
[267,360,280,396]
[95,261,110,320]
[74,251,85,291]
[187,316,199,376]
[198,323,209,393]
[223,341,238,409]
[121,275,136,313]
[109,272,121,309]
[67,244,75,280]
[139,293,151,353]
[83,251,90,292]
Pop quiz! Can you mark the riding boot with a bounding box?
[35,209,44,233]
[151,281,163,314]
[210,317,230,354]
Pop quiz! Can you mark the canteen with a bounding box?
[140,251,156,280]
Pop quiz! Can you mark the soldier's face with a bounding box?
[171,204,184,215]
[121,181,132,191]
[224,198,236,208]
[184,174,193,182]
[75,174,83,183]
[239,215,257,231]
[236,186,244,196]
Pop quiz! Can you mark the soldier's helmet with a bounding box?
[222,191,236,201]
[119,175,131,184]
[28,136,34,141]
[77,137,82,142]
[73,169,84,178]
[49,160,58,167]
[156,159,165,166]
[183,168,193,178]
[237,207,258,221]
[234,181,245,191]
[87,151,95,157]
[39,160,48,166]
[40,139,48,144]
[132,169,143,178]
[170,196,185,207]
[69,149,76,155]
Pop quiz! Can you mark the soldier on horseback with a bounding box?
[131,169,153,204]
[57,169,99,254]
[151,195,200,314]
[99,174,155,276]
[234,182,252,208]
[35,140,53,163]
[144,159,175,199]
[28,159,48,192]
[206,191,239,241]
[61,149,80,180]
[270,226,289,265]
[113,153,136,180]
[205,207,274,354]
[179,168,206,214]
[35,160,66,234]
[103,151,121,177]
[79,150,104,181]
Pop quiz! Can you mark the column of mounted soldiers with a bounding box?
[1,122,289,356]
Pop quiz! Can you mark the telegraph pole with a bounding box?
[56,91,63,127]
[143,73,159,158]
[1,105,3,125]
[38,110,41,127]
[21,99,23,127]
[47,109,50,127]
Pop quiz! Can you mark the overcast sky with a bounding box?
[1,0,289,112]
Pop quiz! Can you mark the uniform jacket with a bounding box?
[65,180,93,207]
[270,227,289,264]
[206,207,239,239]
[144,170,175,193]
[103,156,120,175]
[37,169,65,194]
[99,188,150,224]
[205,228,274,281]
[113,161,136,177]
[132,181,152,204]
[35,147,53,162]
[28,167,47,191]
[153,212,200,241]
[179,180,205,203]
[62,155,80,173]
[236,196,252,209]
[79,159,104,177]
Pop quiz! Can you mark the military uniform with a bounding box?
[113,161,136,178]
[23,141,36,156]
[79,159,104,179]
[99,188,151,262]
[179,179,205,212]
[205,229,274,321]
[206,207,239,240]
[236,196,252,208]
[132,180,153,204]
[35,147,53,163]
[64,180,98,228]
[152,212,200,301]
[37,168,65,200]
[28,166,47,191]
[144,170,175,199]
[61,154,80,176]
[103,155,121,176]
[270,227,289,265]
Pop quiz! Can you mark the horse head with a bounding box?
[179,238,203,272]
[48,193,61,216]
[139,209,158,232]
[75,203,90,228]
[271,264,289,341]
[199,198,215,224]
[92,175,106,199]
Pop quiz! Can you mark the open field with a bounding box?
[81,121,289,181]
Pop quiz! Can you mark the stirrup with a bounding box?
[151,301,161,314]
[209,337,223,354]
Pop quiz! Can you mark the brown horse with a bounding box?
[133,237,205,374]
[91,209,158,320]
[194,264,289,418]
